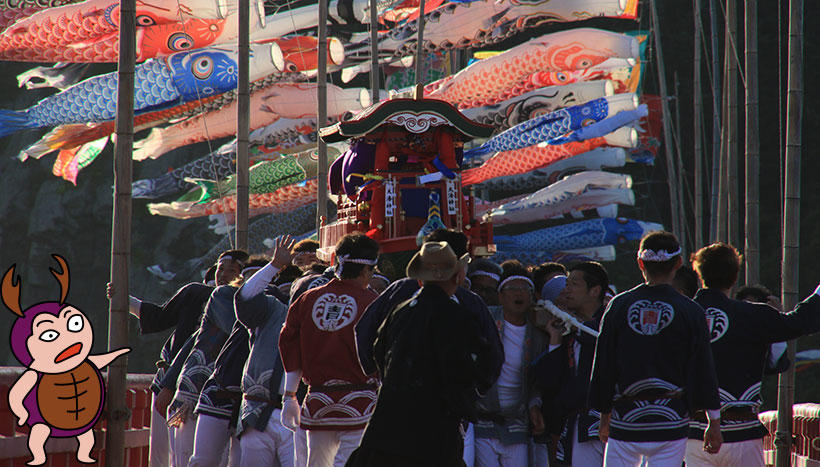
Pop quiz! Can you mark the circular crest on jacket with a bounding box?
[406,242,469,282]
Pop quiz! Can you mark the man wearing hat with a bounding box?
[347,242,495,466]
[278,233,380,467]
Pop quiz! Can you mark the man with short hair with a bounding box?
[291,239,321,270]
[589,231,722,467]
[474,260,548,466]
[685,242,820,467]
[110,249,248,467]
[279,233,381,466]
[347,242,494,466]
[468,258,503,306]
[234,236,297,467]
[533,261,609,466]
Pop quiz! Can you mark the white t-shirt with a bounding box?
[498,321,527,409]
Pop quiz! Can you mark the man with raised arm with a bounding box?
[686,242,820,466]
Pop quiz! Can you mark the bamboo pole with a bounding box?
[413,0,427,97]
[744,0,760,285]
[673,73,688,255]
[317,0,329,228]
[694,0,704,249]
[708,0,721,242]
[370,0,380,104]
[236,0,249,251]
[716,4,730,243]
[726,0,739,248]
[650,0,681,240]
[106,0,135,463]
[775,0,802,464]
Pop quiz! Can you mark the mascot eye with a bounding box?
[136,15,157,26]
[192,56,215,79]
[67,315,84,332]
[577,58,592,68]
[555,72,567,83]
[168,32,194,51]
[39,330,59,342]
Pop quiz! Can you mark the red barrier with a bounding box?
[0,368,153,466]
[761,404,820,466]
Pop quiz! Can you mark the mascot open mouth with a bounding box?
[55,342,82,363]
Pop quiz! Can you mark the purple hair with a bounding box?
[10,302,65,367]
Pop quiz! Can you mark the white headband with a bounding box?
[498,275,535,292]
[337,254,378,266]
[242,266,262,277]
[637,247,682,262]
[469,270,501,282]
[372,274,390,284]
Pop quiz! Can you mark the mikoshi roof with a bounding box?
[319,97,494,143]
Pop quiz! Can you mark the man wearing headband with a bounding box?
[172,256,268,467]
[532,261,608,466]
[685,242,820,467]
[474,260,549,467]
[589,231,722,467]
[107,248,248,466]
[468,258,503,306]
[291,239,322,271]
[347,242,494,466]
[278,233,380,466]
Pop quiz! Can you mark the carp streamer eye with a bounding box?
[67,315,84,332]
[168,32,194,52]
[136,15,157,26]
[39,330,59,342]
[192,56,215,80]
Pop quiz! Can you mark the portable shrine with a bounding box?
[318,97,495,259]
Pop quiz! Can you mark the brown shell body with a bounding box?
[37,361,103,431]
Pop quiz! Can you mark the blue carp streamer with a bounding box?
[493,217,663,252]
[0,48,238,138]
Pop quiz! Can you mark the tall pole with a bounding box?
[694,0,705,249]
[236,0,249,251]
[106,0,135,463]
[370,0,380,104]
[726,0,739,248]
[413,0,427,97]
[716,4,730,243]
[650,0,681,240]
[775,0,802,464]
[745,0,760,285]
[708,0,721,242]
[317,0,329,228]
[673,73,688,255]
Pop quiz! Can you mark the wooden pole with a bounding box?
[726,0,739,248]
[694,0,705,249]
[708,0,721,242]
[413,0,427,97]
[317,0,329,228]
[650,0,681,240]
[775,0,802,464]
[236,0,249,251]
[106,0,135,463]
[370,0,380,104]
[745,0,760,285]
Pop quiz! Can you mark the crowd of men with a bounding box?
[119,228,820,467]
